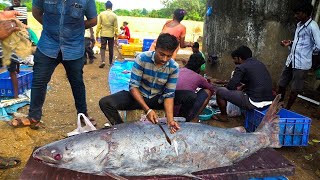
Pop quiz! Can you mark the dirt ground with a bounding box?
[0,50,319,180]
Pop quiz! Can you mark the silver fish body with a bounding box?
[33,120,279,176]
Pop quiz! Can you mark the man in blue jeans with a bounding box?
[99,33,196,133]
[8,0,97,129]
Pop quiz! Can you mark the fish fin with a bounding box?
[256,94,283,148]
[183,174,203,180]
[104,172,128,180]
[230,126,246,133]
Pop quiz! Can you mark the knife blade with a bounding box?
[157,122,172,145]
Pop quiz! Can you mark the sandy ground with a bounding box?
[0,50,319,180]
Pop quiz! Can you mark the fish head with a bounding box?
[33,133,109,172]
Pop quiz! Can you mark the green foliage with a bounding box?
[0,4,7,10]
[24,1,32,11]
[0,0,206,21]
[161,0,207,21]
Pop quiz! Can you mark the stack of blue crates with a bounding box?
[142,39,155,52]
[245,108,311,146]
[0,70,33,97]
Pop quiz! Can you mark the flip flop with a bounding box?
[8,117,41,130]
[0,157,21,169]
[212,114,229,122]
[80,116,97,126]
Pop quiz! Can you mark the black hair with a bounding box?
[293,2,313,16]
[156,33,179,52]
[192,42,199,49]
[231,46,252,60]
[105,1,112,9]
[185,53,205,73]
[173,8,186,22]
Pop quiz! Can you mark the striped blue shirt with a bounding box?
[286,18,320,70]
[0,43,22,66]
[129,51,179,103]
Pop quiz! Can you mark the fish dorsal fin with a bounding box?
[183,173,203,179]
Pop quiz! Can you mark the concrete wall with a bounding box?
[203,0,302,87]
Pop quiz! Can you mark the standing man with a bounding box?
[0,10,24,169]
[8,0,97,129]
[278,2,320,110]
[99,33,195,133]
[84,25,95,65]
[96,1,118,68]
[215,46,274,121]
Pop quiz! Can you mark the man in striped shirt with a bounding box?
[0,11,22,99]
[5,0,28,25]
[278,2,320,110]
[100,33,196,133]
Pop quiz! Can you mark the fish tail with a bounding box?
[256,95,283,148]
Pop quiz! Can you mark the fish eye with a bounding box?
[54,154,62,161]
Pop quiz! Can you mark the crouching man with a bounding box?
[214,46,274,121]
[99,33,196,133]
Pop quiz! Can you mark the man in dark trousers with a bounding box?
[214,46,274,121]
[278,2,320,110]
[99,33,196,134]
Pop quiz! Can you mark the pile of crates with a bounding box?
[245,107,311,146]
[121,44,143,56]
[118,38,156,56]
[118,38,142,56]
[0,70,33,97]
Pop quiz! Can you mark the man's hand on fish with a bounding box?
[146,109,158,124]
[168,119,180,134]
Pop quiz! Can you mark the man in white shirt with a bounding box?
[278,2,320,110]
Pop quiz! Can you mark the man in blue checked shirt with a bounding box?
[99,33,196,134]
[278,2,320,110]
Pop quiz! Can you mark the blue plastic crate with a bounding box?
[249,176,288,180]
[0,70,33,97]
[118,39,128,44]
[245,108,311,146]
[142,39,155,51]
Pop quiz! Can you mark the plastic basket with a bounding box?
[143,39,155,51]
[0,70,33,97]
[129,38,140,44]
[199,107,214,121]
[249,176,288,180]
[245,108,311,146]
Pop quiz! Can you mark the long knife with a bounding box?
[157,122,172,145]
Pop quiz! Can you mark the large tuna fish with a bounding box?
[33,95,282,177]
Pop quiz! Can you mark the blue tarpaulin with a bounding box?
[108,60,134,94]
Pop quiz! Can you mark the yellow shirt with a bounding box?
[96,9,118,38]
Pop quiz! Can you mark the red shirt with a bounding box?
[124,26,130,40]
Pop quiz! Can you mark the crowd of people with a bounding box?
[0,0,319,170]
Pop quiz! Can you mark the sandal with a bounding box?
[8,117,41,130]
[0,157,21,169]
[80,116,97,126]
[212,114,229,122]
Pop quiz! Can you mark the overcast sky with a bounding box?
[99,0,164,10]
